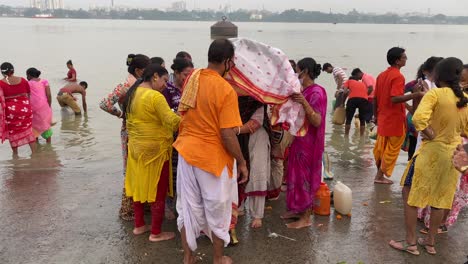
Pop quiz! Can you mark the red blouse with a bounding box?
[0,78,30,97]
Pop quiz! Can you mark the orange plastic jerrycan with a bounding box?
[314,182,331,216]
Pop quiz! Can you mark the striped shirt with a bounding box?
[332,67,348,89]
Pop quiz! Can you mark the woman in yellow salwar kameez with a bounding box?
[390,58,468,256]
[123,64,181,242]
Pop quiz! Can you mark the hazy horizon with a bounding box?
[1,0,468,16]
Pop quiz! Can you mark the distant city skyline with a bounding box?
[29,0,64,10]
[1,0,468,16]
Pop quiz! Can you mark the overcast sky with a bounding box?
[3,0,468,16]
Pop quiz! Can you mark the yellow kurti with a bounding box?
[125,88,180,203]
[401,88,468,209]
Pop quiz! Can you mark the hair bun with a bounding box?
[127,54,136,66]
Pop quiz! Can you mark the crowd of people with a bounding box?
[0,59,90,156]
[326,48,468,256]
[1,38,468,263]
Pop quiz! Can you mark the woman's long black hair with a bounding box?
[123,64,168,114]
[434,57,468,108]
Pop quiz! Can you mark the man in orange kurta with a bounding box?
[373,47,424,184]
[174,39,248,264]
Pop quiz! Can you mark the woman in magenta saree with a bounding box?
[284,57,327,229]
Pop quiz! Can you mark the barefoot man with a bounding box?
[174,39,249,264]
[373,47,423,184]
[57,81,88,115]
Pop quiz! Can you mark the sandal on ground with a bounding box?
[419,225,448,235]
[389,240,420,256]
[228,229,239,247]
[417,238,436,255]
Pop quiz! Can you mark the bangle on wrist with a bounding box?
[236,126,241,135]
[460,165,468,173]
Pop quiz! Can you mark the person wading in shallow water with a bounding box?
[64,60,77,82]
[0,62,36,155]
[57,81,88,115]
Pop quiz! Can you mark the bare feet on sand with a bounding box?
[374,178,394,184]
[286,219,312,229]
[374,170,394,184]
[133,225,151,235]
[280,211,300,219]
[251,218,262,228]
[214,256,233,264]
[149,232,175,242]
[183,255,196,264]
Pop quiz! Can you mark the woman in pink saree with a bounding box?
[282,57,327,229]
[27,68,53,143]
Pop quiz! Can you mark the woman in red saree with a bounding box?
[0,62,36,155]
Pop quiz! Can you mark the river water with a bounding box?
[1,18,468,162]
[0,18,468,263]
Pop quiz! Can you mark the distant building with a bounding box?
[250,13,263,20]
[30,0,64,10]
[169,1,187,12]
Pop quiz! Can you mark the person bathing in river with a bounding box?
[0,62,36,155]
[64,60,77,82]
[57,81,88,115]
[26,67,53,143]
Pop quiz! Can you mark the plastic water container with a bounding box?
[314,182,331,216]
[333,181,352,215]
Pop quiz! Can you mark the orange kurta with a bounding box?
[375,67,406,137]
[173,69,242,177]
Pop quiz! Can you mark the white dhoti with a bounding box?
[176,155,238,251]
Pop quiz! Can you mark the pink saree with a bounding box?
[286,84,327,213]
[29,79,52,137]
